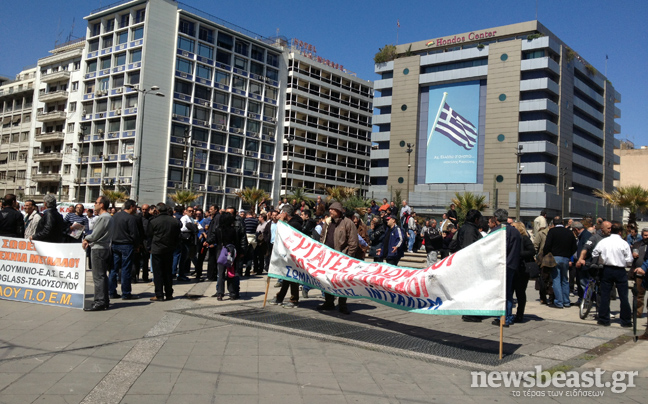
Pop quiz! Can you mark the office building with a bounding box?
[370,21,621,219]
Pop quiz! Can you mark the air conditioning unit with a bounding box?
[115,88,123,94]
[102,90,108,96]
[245,151,254,157]
[217,124,225,130]
[232,168,242,174]
[95,91,102,97]
[182,51,189,57]
[98,129,104,134]
[252,171,259,176]
[213,186,222,191]
[172,113,179,118]
[235,128,242,134]
[214,165,223,170]
[268,131,275,137]
[202,120,209,126]
[99,113,104,118]
[196,185,205,191]
[103,155,109,161]
[251,132,259,137]
[270,118,276,123]
[203,101,209,106]
[180,73,188,78]
[116,109,122,115]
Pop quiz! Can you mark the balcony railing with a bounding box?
[33,152,63,162]
[39,90,69,102]
[32,173,61,182]
[40,70,71,83]
[35,131,66,142]
[36,111,66,122]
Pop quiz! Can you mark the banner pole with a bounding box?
[426,92,448,148]
[262,276,271,308]
[499,315,504,360]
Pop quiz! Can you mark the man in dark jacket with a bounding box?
[572,221,592,304]
[423,219,443,266]
[109,199,143,300]
[270,205,303,308]
[368,216,387,263]
[378,215,404,266]
[492,209,521,327]
[543,216,578,308]
[0,193,24,238]
[205,205,221,281]
[457,209,483,323]
[31,194,65,243]
[225,206,249,277]
[148,203,181,301]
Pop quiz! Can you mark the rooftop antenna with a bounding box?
[54,17,64,47]
[535,0,538,20]
[67,17,76,43]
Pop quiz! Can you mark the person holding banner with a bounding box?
[23,199,42,239]
[270,205,303,308]
[31,194,66,243]
[0,194,24,238]
[317,202,358,314]
[491,209,521,327]
[82,196,113,311]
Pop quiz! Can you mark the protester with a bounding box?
[378,215,404,266]
[422,219,443,266]
[205,212,241,301]
[148,203,181,301]
[82,196,113,311]
[0,194,24,238]
[109,199,142,300]
[31,194,65,243]
[64,203,88,243]
[23,200,42,240]
[630,228,648,319]
[491,209,521,327]
[543,217,577,308]
[512,221,535,323]
[270,205,303,308]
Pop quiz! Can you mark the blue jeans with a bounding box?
[110,244,134,297]
[505,267,515,324]
[408,229,416,252]
[172,245,182,276]
[552,256,571,307]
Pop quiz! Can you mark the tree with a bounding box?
[451,192,489,226]
[168,189,202,207]
[286,187,313,206]
[236,187,270,212]
[343,194,372,217]
[374,44,397,64]
[102,189,128,207]
[593,185,648,227]
[392,189,403,212]
[324,186,357,203]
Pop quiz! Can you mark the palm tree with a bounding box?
[102,189,128,207]
[168,189,202,207]
[287,187,314,206]
[593,185,648,226]
[451,191,489,226]
[343,194,372,217]
[236,187,270,212]
[324,186,358,203]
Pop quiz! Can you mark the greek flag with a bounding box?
[434,102,478,150]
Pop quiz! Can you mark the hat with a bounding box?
[329,202,344,213]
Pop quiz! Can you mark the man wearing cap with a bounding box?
[317,202,358,314]
[378,215,405,266]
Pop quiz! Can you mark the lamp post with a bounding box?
[285,134,295,195]
[181,127,190,190]
[406,142,414,200]
[124,84,165,202]
[560,166,574,218]
[515,145,523,221]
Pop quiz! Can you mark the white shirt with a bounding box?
[591,234,633,268]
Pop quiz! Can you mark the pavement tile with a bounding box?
[0,372,22,389]
[166,394,214,404]
[207,395,257,404]
[2,372,67,395]
[258,395,303,404]
[119,394,169,404]
[216,382,259,395]
[169,381,216,395]
[127,381,175,395]
[258,355,294,372]
[0,394,40,404]
[257,371,298,384]
[32,394,85,404]
[44,372,105,395]
[532,345,588,361]
[344,394,396,404]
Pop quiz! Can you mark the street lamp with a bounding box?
[284,134,295,195]
[124,84,165,202]
[406,142,414,200]
[515,145,523,221]
[560,166,574,218]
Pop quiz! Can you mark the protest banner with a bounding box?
[0,236,86,309]
[268,221,506,316]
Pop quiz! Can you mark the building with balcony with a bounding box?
[77,0,286,208]
[370,21,621,219]
[0,68,36,198]
[30,39,86,201]
[282,49,373,198]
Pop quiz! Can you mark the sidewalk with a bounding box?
[0,269,646,403]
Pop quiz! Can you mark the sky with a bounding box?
[1,0,646,145]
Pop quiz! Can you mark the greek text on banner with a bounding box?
[268,221,506,316]
[0,237,86,309]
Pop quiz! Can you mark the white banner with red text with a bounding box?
[269,221,506,315]
[0,237,86,309]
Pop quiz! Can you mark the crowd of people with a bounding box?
[0,192,646,339]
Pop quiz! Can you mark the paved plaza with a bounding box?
[0,266,647,403]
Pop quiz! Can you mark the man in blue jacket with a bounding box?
[378,215,404,266]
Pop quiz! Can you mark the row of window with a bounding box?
[88,26,144,52]
[89,9,145,37]
[170,124,275,151]
[85,71,140,93]
[87,49,142,72]
[176,57,279,82]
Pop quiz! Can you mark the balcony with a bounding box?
[40,70,70,83]
[36,111,66,122]
[32,173,61,183]
[35,131,66,142]
[33,152,63,162]
[39,90,69,102]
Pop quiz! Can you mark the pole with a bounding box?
[499,315,504,360]
[133,91,146,202]
[262,276,271,308]
[515,145,522,221]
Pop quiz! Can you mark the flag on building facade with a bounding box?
[434,102,478,150]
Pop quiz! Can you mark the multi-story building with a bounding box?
[282,48,373,197]
[0,69,36,198]
[370,21,621,219]
[77,0,285,207]
[31,39,86,201]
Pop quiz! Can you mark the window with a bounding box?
[244,159,257,171]
[247,120,260,133]
[250,62,264,76]
[193,128,208,142]
[266,87,278,100]
[125,94,138,108]
[73,61,81,70]
[130,49,142,63]
[235,40,248,56]
[9,152,17,161]
[116,52,126,66]
[211,133,226,146]
[85,81,95,94]
[111,97,122,110]
[249,82,262,96]
[123,117,136,130]
[71,81,79,91]
[229,135,243,149]
[266,68,278,81]
[176,59,193,74]
[135,8,146,24]
[102,36,113,49]
[234,57,247,70]
[64,165,71,175]
[260,161,273,173]
[69,102,77,112]
[179,19,195,36]
[128,71,140,85]
[117,30,128,45]
[243,178,256,188]
[215,71,230,86]
[88,39,99,52]
[251,45,264,62]
[178,36,194,53]
[231,96,245,110]
[100,57,111,70]
[233,76,246,92]
[119,13,129,28]
[174,80,192,95]
[87,60,97,73]
[196,64,212,80]
[106,19,115,32]
[199,27,214,43]
[97,98,108,111]
[194,85,210,100]
[230,116,244,129]
[226,176,241,188]
[198,43,213,59]
[217,32,233,50]
[216,50,231,66]
[112,74,124,87]
[92,23,101,36]
[132,26,143,40]
[214,91,228,106]
[263,105,276,119]
[213,111,227,126]
[267,53,279,67]
[248,101,261,114]
[194,107,208,121]
[173,102,190,117]
[261,142,274,155]
[227,154,242,168]
[108,119,120,132]
[208,172,223,186]
[245,139,259,152]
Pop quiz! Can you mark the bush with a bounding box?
[374,44,397,64]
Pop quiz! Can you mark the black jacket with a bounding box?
[302,218,317,238]
[369,222,386,247]
[520,235,535,263]
[0,207,25,238]
[543,225,577,258]
[111,210,142,246]
[457,221,482,250]
[148,213,181,254]
[32,208,65,243]
[423,226,443,251]
[233,215,249,254]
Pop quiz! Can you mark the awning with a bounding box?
[12,115,21,122]
[1,116,10,124]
